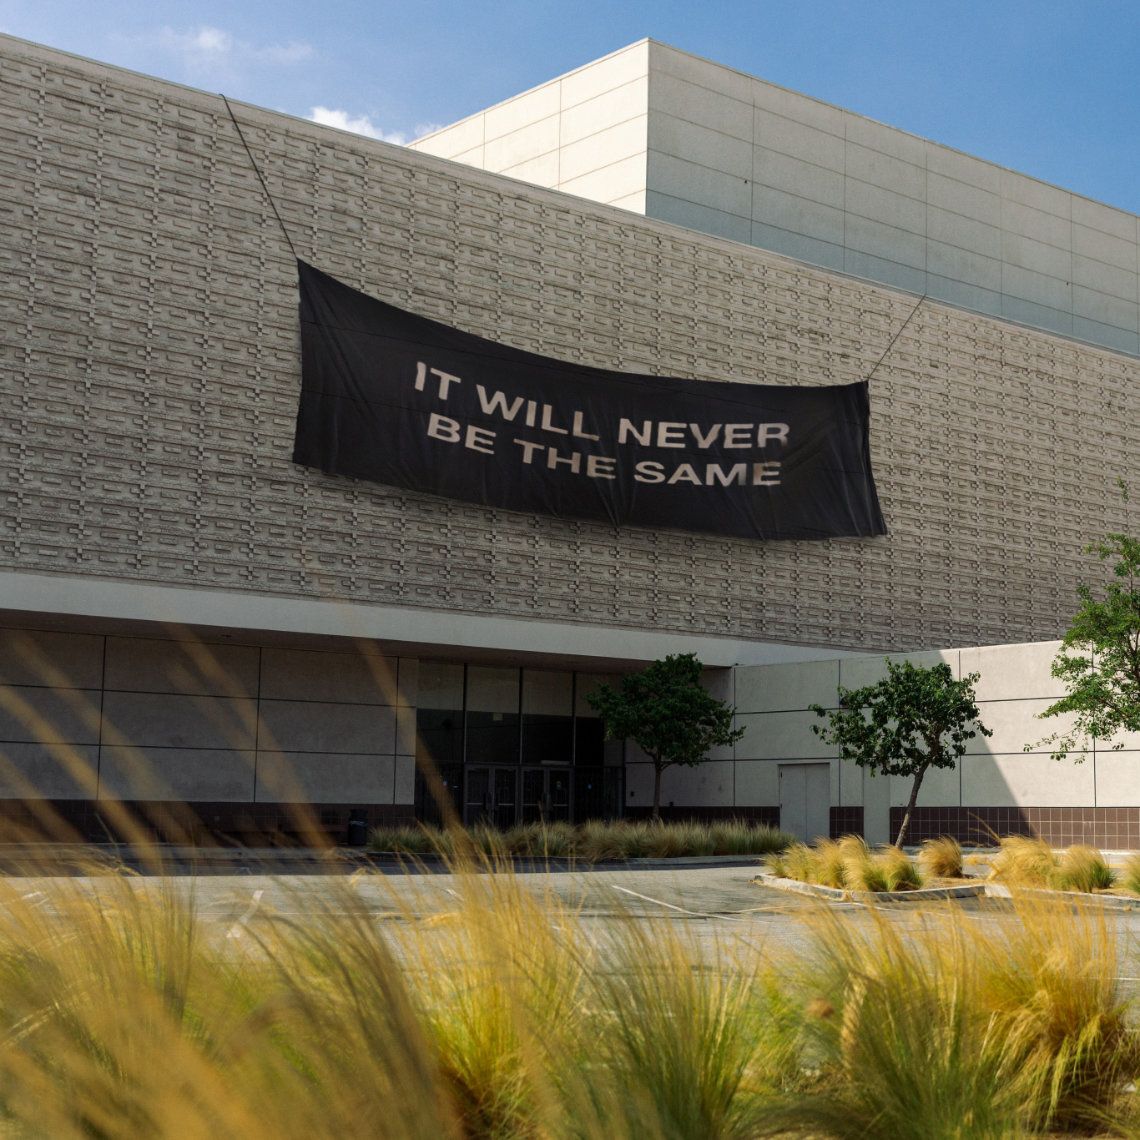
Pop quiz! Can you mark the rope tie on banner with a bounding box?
[863,292,926,385]
[221,94,299,262]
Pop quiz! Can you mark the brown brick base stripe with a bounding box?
[891,806,1140,848]
[0,800,413,846]
[830,807,864,839]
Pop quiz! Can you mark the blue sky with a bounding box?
[2,1,1137,213]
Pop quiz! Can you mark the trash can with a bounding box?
[346,813,369,847]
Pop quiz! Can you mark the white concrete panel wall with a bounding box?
[418,39,1138,358]
[623,639,1137,837]
[726,640,1133,826]
[410,41,649,207]
[646,42,1140,356]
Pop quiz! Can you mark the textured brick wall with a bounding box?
[2,36,1139,655]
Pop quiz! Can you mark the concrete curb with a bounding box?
[754,872,1140,909]
[755,874,848,900]
[754,872,985,903]
[983,882,1140,911]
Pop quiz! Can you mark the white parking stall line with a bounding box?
[226,888,264,940]
[610,884,745,921]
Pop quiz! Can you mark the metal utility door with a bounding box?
[779,763,831,843]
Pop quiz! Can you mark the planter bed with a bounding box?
[755,870,1140,909]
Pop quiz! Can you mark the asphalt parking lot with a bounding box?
[7,861,1140,981]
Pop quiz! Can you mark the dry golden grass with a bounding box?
[918,835,964,878]
[1124,851,1140,895]
[370,819,793,863]
[1055,844,1115,892]
[0,852,811,1139]
[988,835,1058,887]
[773,895,1138,1138]
[0,844,1132,1137]
[2,632,1136,1135]
[767,836,925,893]
[988,837,1116,894]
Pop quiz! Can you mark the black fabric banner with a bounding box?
[292,261,887,542]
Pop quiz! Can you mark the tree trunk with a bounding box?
[895,765,927,848]
[652,762,663,823]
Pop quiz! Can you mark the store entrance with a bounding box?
[464,766,517,829]
[520,768,570,824]
[419,663,624,829]
[464,766,572,827]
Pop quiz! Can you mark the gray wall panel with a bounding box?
[102,692,257,751]
[260,648,399,706]
[0,741,98,798]
[0,686,101,744]
[104,637,260,697]
[257,700,396,755]
[0,629,104,689]
[255,752,395,804]
[99,746,256,801]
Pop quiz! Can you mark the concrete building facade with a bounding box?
[412,39,1140,358]
[2,34,1139,843]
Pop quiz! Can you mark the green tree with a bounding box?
[587,653,744,823]
[810,661,991,848]
[1038,524,1140,760]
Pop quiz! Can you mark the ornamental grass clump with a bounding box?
[612,820,655,859]
[776,904,1023,1139]
[369,824,440,854]
[501,820,574,858]
[576,818,630,862]
[876,843,924,891]
[975,897,1138,1133]
[918,835,964,878]
[775,895,1138,1138]
[835,835,873,889]
[809,838,850,889]
[582,920,798,1138]
[988,834,1057,887]
[1055,844,1115,892]
[643,820,713,859]
[766,842,814,882]
[708,819,789,855]
[836,840,924,893]
[390,867,589,1137]
[1123,852,1140,895]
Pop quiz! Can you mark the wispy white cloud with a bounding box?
[308,106,409,144]
[134,25,313,79]
[167,25,232,57]
[258,41,314,65]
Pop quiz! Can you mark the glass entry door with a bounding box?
[520,768,571,823]
[464,766,517,828]
[465,767,573,826]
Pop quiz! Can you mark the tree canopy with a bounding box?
[587,653,744,822]
[1039,524,1140,760]
[811,660,991,847]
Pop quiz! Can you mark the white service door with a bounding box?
[779,762,831,843]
